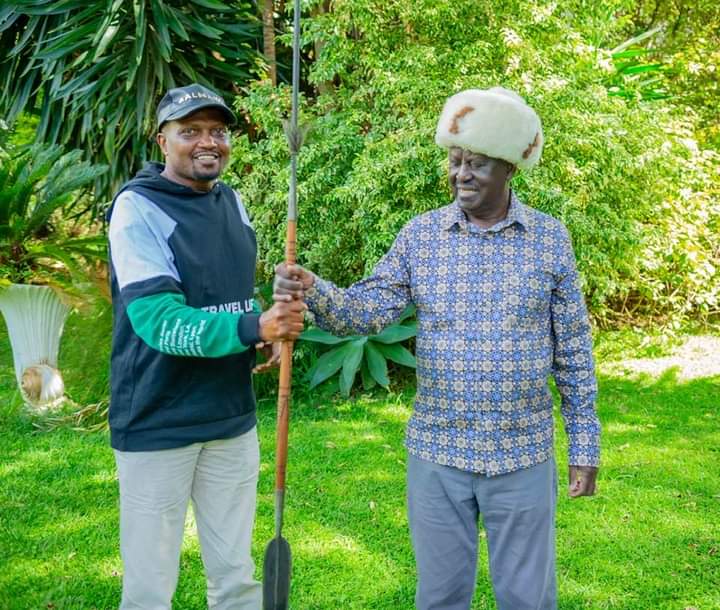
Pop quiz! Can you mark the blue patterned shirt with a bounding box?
[306,193,600,476]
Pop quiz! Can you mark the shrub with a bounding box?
[0,143,108,286]
[227,0,719,326]
[301,306,417,397]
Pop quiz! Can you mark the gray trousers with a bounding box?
[407,455,558,610]
[114,428,262,610]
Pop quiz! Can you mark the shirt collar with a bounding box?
[442,191,528,232]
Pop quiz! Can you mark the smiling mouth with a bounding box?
[457,188,477,196]
[194,153,219,162]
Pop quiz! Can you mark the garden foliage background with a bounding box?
[1,1,719,609]
[227,0,720,327]
[1,0,718,329]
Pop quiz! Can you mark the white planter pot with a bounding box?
[0,283,70,406]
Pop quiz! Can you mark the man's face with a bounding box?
[156,108,231,192]
[448,147,514,213]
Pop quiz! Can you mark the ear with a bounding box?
[156,132,168,156]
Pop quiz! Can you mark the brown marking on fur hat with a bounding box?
[522,132,540,159]
[449,106,475,134]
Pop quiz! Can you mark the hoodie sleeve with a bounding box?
[108,191,262,356]
[126,292,261,356]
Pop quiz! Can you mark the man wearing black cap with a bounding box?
[107,83,305,609]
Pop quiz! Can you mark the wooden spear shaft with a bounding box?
[274,0,301,529]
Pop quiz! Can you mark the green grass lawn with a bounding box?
[0,306,718,609]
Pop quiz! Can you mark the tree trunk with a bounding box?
[312,0,333,96]
[263,0,277,85]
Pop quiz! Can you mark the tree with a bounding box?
[227,0,720,325]
[262,0,277,85]
[0,0,262,202]
[617,0,720,148]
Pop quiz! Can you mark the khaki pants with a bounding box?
[114,428,262,610]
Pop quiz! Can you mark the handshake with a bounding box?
[256,263,316,344]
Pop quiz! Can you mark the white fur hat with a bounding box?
[435,87,543,170]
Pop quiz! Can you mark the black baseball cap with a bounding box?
[156,83,237,130]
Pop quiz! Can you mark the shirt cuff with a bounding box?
[237,312,262,346]
[567,437,601,468]
[305,276,333,310]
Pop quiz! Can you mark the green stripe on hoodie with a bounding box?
[127,292,262,357]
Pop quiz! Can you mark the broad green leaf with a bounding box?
[339,337,366,396]
[7,74,34,121]
[189,0,234,10]
[618,63,664,75]
[364,341,389,387]
[398,303,416,322]
[162,5,190,41]
[9,15,40,56]
[35,28,94,61]
[611,49,651,60]
[91,0,122,49]
[149,1,172,61]
[360,359,376,390]
[375,343,416,369]
[308,341,355,389]
[609,25,661,55]
[178,13,223,39]
[0,8,20,34]
[55,61,107,98]
[92,23,119,60]
[372,321,416,344]
[300,326,352,345]
[214,21,259,36]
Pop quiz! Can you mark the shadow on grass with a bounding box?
[1,367,718,608]
[0,425,120,609]
[253,371,720,609]
[595,369,719,497]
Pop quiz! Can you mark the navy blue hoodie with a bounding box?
[107,163,261,451]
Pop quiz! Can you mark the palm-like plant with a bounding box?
[0,0,261,202]
[0,144,108,281]
[0,144,107,406]
[300,306,418,397]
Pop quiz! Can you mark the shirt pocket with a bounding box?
[498,270,553,325]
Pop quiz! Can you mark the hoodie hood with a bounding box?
[107,162,222,221]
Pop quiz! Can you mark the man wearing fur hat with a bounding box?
[274,87,600,610]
